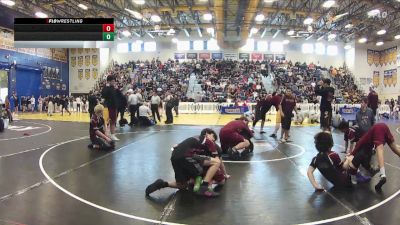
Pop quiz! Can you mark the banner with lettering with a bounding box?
[373,71,379,87]
[239,53,249,60]
[174,53,185,60]
[211,53,223,60]
[251,53,263,61]
[199,53,210,60]
[186,53,198,59]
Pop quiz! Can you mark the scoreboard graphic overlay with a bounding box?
[14,18,115,48]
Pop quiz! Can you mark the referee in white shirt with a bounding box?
[150,91,161,124]
[138,103,152,126]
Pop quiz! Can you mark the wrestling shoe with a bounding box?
[269,133,277,138]
[228,148,240,160]
[193,176,202,192]
[356,173,371,183]
[279,138,286,143]
[145,179,167,196]
[195,185,220,197]
[375,175,387,190]
[260,130,266,134]
[110,134,119,141]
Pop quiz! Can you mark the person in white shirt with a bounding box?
[127,89,138,126]
[76,96,82,112]
[38,96,43,113]
[138,103,153,126]
[150,91,161,124]
[30,95,36,112]
[136,89,143,118]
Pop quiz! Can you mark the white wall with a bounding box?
[99,48,110,74]
[69,48,100,94]
[352,40,400,100]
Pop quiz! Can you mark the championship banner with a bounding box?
[78,48,83,54]
[373,51,380,67]
[392,69,397,86]
[91,48,97,53]
[391,47,397,64]
[85,48,90,54]
[367,49,373,66]
[199,53,211,60]
[174,53,185,60]
[85,55,90,67]
[211,53,223,60]
[71,48,76,55]
[386,49,391,65]
[186,53,198,59]
[224,52,238,60]
[78,69,83,80]
[264,54,274,61]
[275,54,286,61]
[92,68,98,79]
[388,69,393,86]
[92,55,98,66]
[251,53,263,61]
[380,50,385,66]
[383,70,388,87]
[373,71,379,87]
[85,69,90,80]
[71,57,76,67]
[78,56,83,67]
[239,53,249,60]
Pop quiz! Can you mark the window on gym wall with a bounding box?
[193,40,204,50]
[131,42,142,52]
[270,42,283,53]
[117,43,129,53]
[207,39,219,50]
[177,41,190,51]
[257,41,268,51]
[327,45,338,56]
[144,42,157,52]
[241,39,255,51]
[315,43,325,55]
[302,43,314,54]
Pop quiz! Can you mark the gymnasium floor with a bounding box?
[1,113,400,225]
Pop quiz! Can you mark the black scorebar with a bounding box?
[14,18,115,41]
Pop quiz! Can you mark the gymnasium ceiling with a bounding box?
[1,0,400,47]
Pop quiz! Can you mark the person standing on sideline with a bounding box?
[30,95,36,112]
[38,95,43,113]
[5,96,13,122]
[136,89,143,118]
[356,97,375,134]
[279,89,297,143]
[76,96,82,113]
[12,92,18,114]
[150,91,161,124]
[61,95,71,116]
[88,91,98,119]
[173,94,180,117]
[116,87,127,123]
[315,78,335,132]
[101,75,119,141]
[127,89,138,126]
[269,92,282,138]
[164,91,174,124]
[367,86,379,117]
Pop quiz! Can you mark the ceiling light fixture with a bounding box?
[250,27,259,34]
[198,28,203,37]
[376,41,384,46]
[317,36,324,41]
[322,0,335,8]
[328,34,337,39]
[125,8,143,20]
[261,28,267,38]
[35,12,48,18]
[344,23,353,29]
[273,30,280,39]
[0,0,15,6]
[255,14,265,22]
[203,13,212,21]
[184,29,190,37]
[377,29,386,35]
[122,30,131,37]
[264,0,275,3]
[151,15,161,22]
[287,30,295,36]
[78,3,88,10]
[133,0,145,5]
[358,37,367,43]
[344,44,352,50]
[367,9,380,17]
[147,32,154,39]
[303,17,313,25]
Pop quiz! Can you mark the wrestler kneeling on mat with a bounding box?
[219,116,254,159]
[146,128,226,197]
[343,123,400,190]
[88,104,115,150]
[307,132,370,191]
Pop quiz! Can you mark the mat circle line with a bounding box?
[0,121,52,141]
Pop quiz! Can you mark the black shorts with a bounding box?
[352,148,373,170]
[281,114,292,130]
[320,109,332,129]
[255,109,265,121]
[92,137,112,150]
[171,155,211,183]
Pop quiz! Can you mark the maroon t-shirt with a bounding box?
[220,120,253,138]
[367,91,379,109]
[89,114,105,142]
[281,96,296,115]
[270,95,282,110]
[351,123,394,155]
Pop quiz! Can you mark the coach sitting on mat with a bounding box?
[219,116,253,156]
[307,132,370,191]
[145,128,221,197]
[88,104,115,150]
